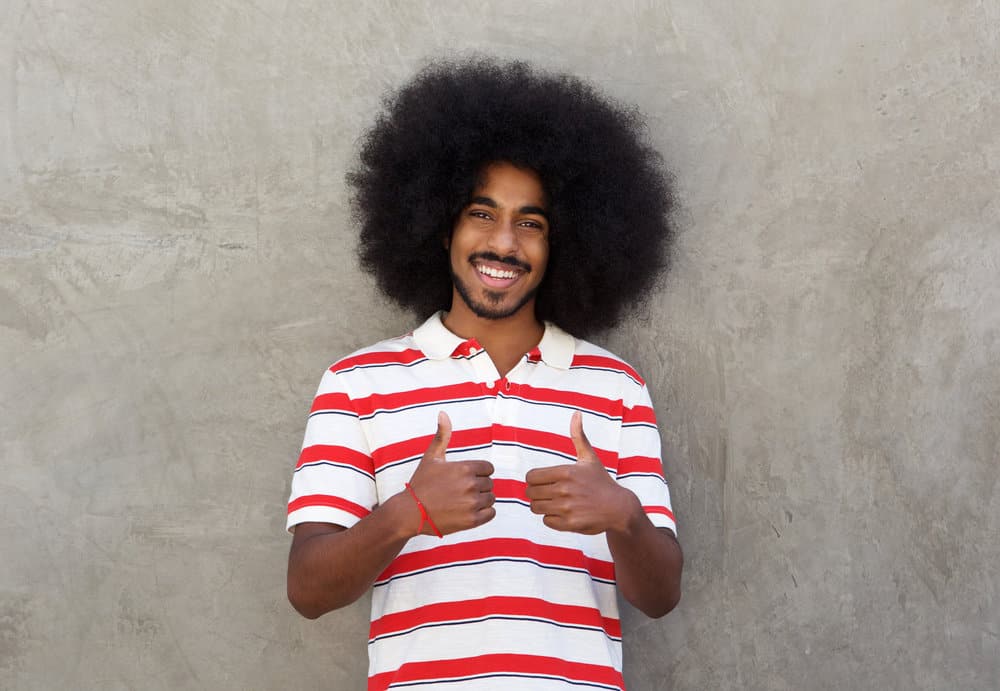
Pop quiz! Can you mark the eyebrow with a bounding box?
[469,196,548,218]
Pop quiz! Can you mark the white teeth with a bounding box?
[477,265,517,279]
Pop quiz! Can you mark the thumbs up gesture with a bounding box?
[405,411,496,536]
[524,411,637,535]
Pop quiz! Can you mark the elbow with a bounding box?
[631,533,683,619]
[645,585,681,619]
[287,571,357,619]
[621,579,682,619]
[287,571,343,620]
[287,581,324,620]
[290,603,324,621]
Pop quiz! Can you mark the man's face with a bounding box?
[448,162,550,321]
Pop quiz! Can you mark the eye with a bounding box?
[468,209,493,220]
[518,219,546,232]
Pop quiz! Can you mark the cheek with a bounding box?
[530,240,550,271]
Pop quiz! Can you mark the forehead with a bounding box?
[473,162,547,204]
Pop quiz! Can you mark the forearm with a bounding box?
[287,491,417,619]
[606,496,683,619]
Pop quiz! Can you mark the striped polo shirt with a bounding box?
[287,312,675,690]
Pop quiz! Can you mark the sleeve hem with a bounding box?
[645,512,677,537]
[286,506,362,533]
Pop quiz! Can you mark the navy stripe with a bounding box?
[360,395,496,421]
[388,672,621,690]
[351,350,484,367]
[307,409,359,420]
[492,442,614,475]
[369,614,621,644]
[621,421,656,430]
[295,460,374,480]
[496,394,623,422]
[374,557,615,588]
[568,364,642,387]
[334,357,429,375]
[618,472,668,485]
[373,444,493,476]
[492,441,576,463]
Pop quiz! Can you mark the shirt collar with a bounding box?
[413,311,575,370]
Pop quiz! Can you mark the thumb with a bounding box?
[570,411,598,463]
[424,410,452,462]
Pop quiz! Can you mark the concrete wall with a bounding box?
[2,1,997,689]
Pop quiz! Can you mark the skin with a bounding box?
[443,162,551,377]
[287,411,493,618]
[287,161,682,620]
[525,411,682,617]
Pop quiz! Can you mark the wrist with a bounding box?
[405,482,443,538]
[608,488,644,537]
[384,490,423,540]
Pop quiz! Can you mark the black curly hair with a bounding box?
[349,57,676,338]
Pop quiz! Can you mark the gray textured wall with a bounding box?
[2,1,998,689]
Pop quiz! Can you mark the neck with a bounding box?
[442,300,544,378]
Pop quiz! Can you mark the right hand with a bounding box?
[405,411,496,536]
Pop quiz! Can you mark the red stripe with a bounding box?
[643,505,676,522]
[369,595,620,640]
[570,354,643,385]
[493,425,618,470]
[617,455,664,476]
[288,494,370,519]
[376,537,614,583]
[310,391,355,415]
[623,403,656,425]
[507,384,623,418]
[369,422,622,471]
[296,444,374,474]
[331,348,425,373]
[369,653,624,691]
[493,478,528,502]
[370,424,617,472]
[352,382,487,417]
[371,426,494,471]
[451,338,482,357]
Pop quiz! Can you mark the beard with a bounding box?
[450,257,539,320]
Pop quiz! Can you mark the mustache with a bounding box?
[468,252,531,273]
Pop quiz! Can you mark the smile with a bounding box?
[476,264,520,280]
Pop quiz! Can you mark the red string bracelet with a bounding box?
[405,482,443,538]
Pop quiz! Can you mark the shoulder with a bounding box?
[326,331,427,376]
[568,337,646,389]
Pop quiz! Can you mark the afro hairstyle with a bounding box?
[349,56,676,338]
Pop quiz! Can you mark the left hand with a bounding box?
[524,411,638,534]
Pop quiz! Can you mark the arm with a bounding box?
[287,495,414,619]
[287,412,496,619]
[524,411,682,618]
[604,497,683,618]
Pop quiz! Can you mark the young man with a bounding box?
[286,58,682,690]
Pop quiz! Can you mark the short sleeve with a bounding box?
[616,383,676,536]
[286,367,377,532]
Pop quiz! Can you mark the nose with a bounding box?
[486,216,518,255]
